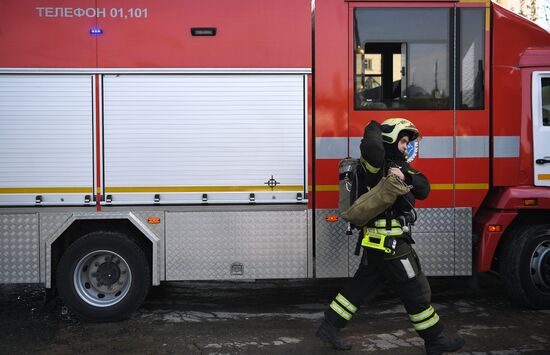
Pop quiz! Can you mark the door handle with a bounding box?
[536,158,550,164]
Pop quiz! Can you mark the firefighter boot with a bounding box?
[424,334,465,355]
[315,318,352,350]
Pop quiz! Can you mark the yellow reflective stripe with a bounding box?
[374,219,400,228]
[409,306,434,322]
[0,187,93,194]
[330,301,352,320]
[430,183,488,190]
[366,229,402,237]
[315,183,488,192]
[367,228,403,237]
[366,228,383,236]
[413,314,440,331]
[336,293,357,314]
[374,228,403,236]
[105,185,304,193]
[315,185,339,192]
[430,184,454,190]
[455,183,488,190]
[361,157,380,174]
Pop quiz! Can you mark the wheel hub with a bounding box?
[530,241,550,293]
[96,262,120,286]
[74,250,132,307]
[87,254,128,294]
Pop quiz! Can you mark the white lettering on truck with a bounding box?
[35,7,148,19]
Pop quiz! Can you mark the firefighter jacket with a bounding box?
[358,121,430,222]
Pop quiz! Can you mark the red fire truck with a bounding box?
[1,0,549,321]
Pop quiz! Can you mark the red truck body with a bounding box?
[1,0,550,320]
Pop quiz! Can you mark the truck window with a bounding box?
[355,43,401,105]
[354,8,451,110]
[459,8,485,109]
[542,78,550,126]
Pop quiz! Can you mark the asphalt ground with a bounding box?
[1,273,549,354]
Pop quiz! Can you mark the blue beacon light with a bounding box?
[89,28,103,35]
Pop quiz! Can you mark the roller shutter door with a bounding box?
[0,75,94,206]
[102,75,307,204]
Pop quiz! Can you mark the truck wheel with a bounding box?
[500,224,550,309]
[56,231,150,321]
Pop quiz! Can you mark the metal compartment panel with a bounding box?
[0,214,39,283]
[165,210,308,280]
[316,208,472,277]
[315,209,350,278]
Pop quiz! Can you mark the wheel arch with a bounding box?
[492,210,550,272]
[46,212,160,289]
[496,214,550,308]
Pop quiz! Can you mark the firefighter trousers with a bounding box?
[325,245,444,341]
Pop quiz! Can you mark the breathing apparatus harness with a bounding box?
[353,160,417,257]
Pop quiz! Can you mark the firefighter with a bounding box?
[316,119,465,354]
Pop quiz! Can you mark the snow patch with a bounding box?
[358,331,423,351]
[458,324,512,337]
[142,310,323,323]
[391,330,407,337]
[204,344,222,349]
[203,337,301,351]
[530,335,549,343]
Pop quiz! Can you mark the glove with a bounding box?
[363,120,381,139]
[360,121,384,165]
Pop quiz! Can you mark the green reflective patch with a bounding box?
[413,314,440,331]
[361,157,380,174]
[409,306,434,322]
[330,301,352,320]
[336,293,357,313]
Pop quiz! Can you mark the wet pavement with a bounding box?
[1,273,549,354]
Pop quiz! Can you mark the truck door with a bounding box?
[532,72,550,187]
[348,4,487,277]
[350,7,456,206]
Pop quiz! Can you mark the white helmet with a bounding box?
[380,118,420,144]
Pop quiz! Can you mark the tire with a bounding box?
[56,231,151,321]
[500,224,550,309]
